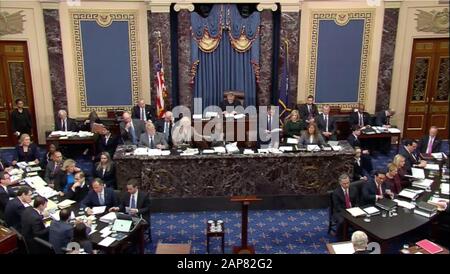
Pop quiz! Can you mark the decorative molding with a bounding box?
[257,3,278,12]
[0,10,26,36]
[307,9,375,109]
[173,3,195,12]
[70,10,140,113]
[415,8,449,33]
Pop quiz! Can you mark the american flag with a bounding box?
[155,61,166,118]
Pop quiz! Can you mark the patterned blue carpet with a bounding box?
[147,209,330,254]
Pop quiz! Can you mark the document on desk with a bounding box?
[25,176,47,189]
[411,168,425,179]
[424,164,439,171]
[287,138,298,145]
[279,146,293,152]
[202,149,216,154]
[98,237,116,247]
[346,207,366,217]
[148,149,162,156]
[35,187,58,198]
[213,146,226,153]
[440,183,449,195]
[134,147,149,156]
[387,128,401,133]
[226,142,239,153]
[431,152,446,160]
[243,149,254,155]
[234,113,245,119]
[331,146,342,151]
[363,207,380,215]
[92,206,106,215]
[332,242,355,254]
[57,199,76,209]
[161,150,171,156]
[398,189,419,199]
[394,199,415,210]
[307,145,320,152]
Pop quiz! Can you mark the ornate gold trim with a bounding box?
[70,10,140,114]
[307,9,375,109]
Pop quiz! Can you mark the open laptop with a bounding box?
[112,219,133,233]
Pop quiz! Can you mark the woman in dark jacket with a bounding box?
[12,133,40,165]
[93,152,116,189]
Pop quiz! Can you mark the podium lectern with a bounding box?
[230,195,262,254]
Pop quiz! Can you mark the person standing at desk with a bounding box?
[117,179,151,224]
[55,110,78,132]
[49,208,73,254]
[298,123,325,146]
[4,186,32,231]
[332,174,359,240]
[120,112,145,145]
[417,126,442,154]
[132,99,156,123]
[297,95,318,124]
[94,152,117,189]
[97,127,119,159]
[349,104,371,127]
[44,151,64,188]
[21,196,49,254]
[220,91,242,115]
[11,99,32,138]
[11,134,40,166]
[353,147,368,181]
[347,126,373,174]
[139,122,168,149]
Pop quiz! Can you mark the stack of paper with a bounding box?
[363,206,380,216]
[57,199,76,209]
[16,162,28,169]
[8,168,23,176]
[92,206,106,215]
[307,145,320,152]
[257,149,269,154]
[161,150,171,156]
[202,149,216,154]
[431,152,445,160]
[134,148,148,156]
[35,186,58,198]
[440,183,449,195]
[331,146,342,151]
[393,199,415,210]
[332,242,355,254]
[398,189,421,199]
[387,128,401,133]
[98,237,116,247]
[225,142,239,153]
[76,131,94,137]
[213,147,226,153]
[425,164,439,171]
[268,148,283,154]
[279,146,293,152]
[411,168,425,179]
[243,149,254,155]
[148,149,162,156]
[412,179,433,189]
[99,212,116,223]
[180,148,199,156]
[24,176,47,189]
[286,138,298,145]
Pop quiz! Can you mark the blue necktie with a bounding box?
[98,193,105,205]
[130,195,136,209]
[130,124,137,145]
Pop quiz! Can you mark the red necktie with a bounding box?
[344,189,351,208]
[377,184,382,195]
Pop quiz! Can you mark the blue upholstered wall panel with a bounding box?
[80,21,132,106]
[315,19,364,103]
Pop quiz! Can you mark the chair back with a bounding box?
[34,237,56,254]
[9,227,29,254]
[223,91,245,106]
[350,179,365,200]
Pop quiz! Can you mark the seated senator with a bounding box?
[219,91,242,114]
[11,134,40,166]
[298,123,325,146]
[81,178,120,215]
[362,170,394,206]
[139,122,168,149]
[65,171,89,202]
[385,163,402,194]
[283,110,305,139]
[332,174,359,240]
[55,159,78,194]
[172,117,203,148]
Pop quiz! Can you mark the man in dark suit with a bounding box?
[349,104,371,127]
[131,99,156,122]
[375,109,395,127]
[219,91,242,114]
[418,126,442,154]
[139,122,168,149]
[97,127,119,158]
[0,172,16,218]
[11,99,32,138]
[65,171,89,202]
[0,154,11,173]
[347,126,373,174]
[317,105,337,141]
[297,95,318,124]
[362,170,393,205]
[21,196,49,253]
[81,178,119,215]
[44,151,64,188]
[118,179,151,222]
[399,139,427,174]
[353,148,368,181]
[155,111,174,147]
[332,174,359,240]
[119,111,146,145]
[54,110,78,132]
[5,187,32,231]
[49,209,73,254]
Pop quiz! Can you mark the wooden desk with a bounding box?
[155,243,191,254]
[359,132,401,153]
[46,134,98,156]
[0,225,17,254]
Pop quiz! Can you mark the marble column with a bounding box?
[375,8,399,112]
[148,11,173,108]
[258,10,273,106]
[280,12,301,108]
[177,10,192,110]
[43,9,68,113]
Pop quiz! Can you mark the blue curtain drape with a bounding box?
[191,4,260,109]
